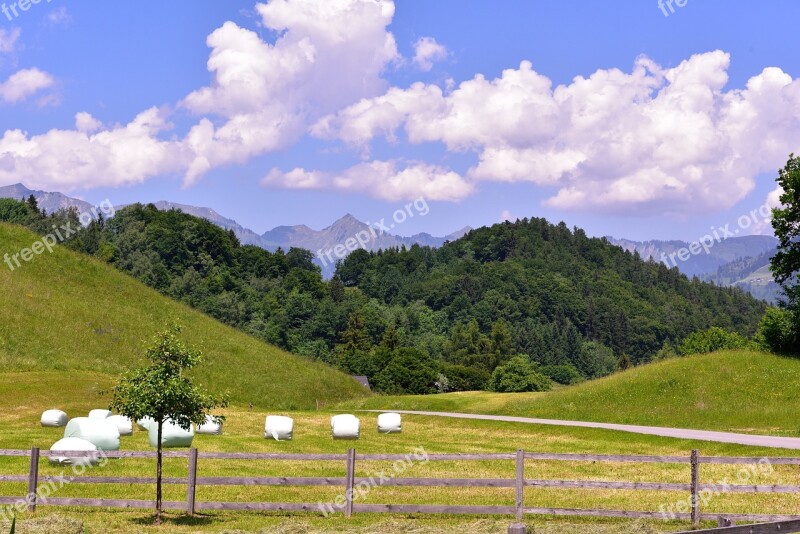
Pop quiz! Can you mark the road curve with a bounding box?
[364,410,800,450]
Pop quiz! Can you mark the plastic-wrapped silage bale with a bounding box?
[264,416,293,441]
[148,419,194,448]
[41,409,68,428]
[63,417,120,451]
[49,437,100,467]
[331,414,360,440]
[377,412,402,434]
[107,415,133,436]
[196,415,223,435]
[88,409,112,420]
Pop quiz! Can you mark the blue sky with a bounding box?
[0,0,798,240]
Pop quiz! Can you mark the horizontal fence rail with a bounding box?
[0,448,797,527]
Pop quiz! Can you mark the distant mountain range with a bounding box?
[149,203,470,277]
[606,235,781,303]
[0,182,782,297]
[149,201,270,249]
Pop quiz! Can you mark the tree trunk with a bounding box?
[155,420,163,525]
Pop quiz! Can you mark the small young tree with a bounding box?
[109,325,228,524]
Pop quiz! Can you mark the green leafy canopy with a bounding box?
[109,324,229,430]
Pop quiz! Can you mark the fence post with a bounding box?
[508,448,526,534]
[515,449,524,521]
[344,448,356,518]
[26,447,39,513]
[186,447,198,516]
[690,449,700,527]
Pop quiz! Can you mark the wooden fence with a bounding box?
[1,448,799,527]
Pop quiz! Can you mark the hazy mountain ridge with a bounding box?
[607,235,781,303]
[263,213,471,277]
[149,201,274,249]
[0,183,95,217]
[606,235,778,277]
[700,250,783,303]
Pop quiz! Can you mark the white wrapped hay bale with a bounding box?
[148,419,194,448]
[107,415,133,436]
[137,416,155,431]
[197,415,223,435]
[40,409,67,428]
[88,409,112,420]
[377,412,402,434]
[264,416,293,441]
[331,414,360,440]
[63,417,120,451]
[49,437,100,467]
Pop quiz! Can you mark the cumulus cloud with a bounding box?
[316,51,800,214]
[0,107,188,191]
[412,36,447,71]
[1,0,402,191]
[263,159,473,201]
[180,0,399,185]
[74,112,103,133]
[0,28,21,54]
[0,68,54,104]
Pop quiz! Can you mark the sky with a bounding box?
[0,0,798,241]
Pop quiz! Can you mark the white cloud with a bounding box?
[0,28,21,54]
[766,186,784,209]
[412,36,447,71]
[75,112,103,133]
[263,159,473,201]
[47,7,72,25]
[0,108,188,191]
[181,0,399,185]
[0,0,402,191]
[316,51,800,214]
[0,68,54,104]
[500,209,514,222]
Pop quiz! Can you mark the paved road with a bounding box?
[366,410,800,450]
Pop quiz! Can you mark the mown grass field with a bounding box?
[0,223,368,409]
[1,373,800,533]
[340,350,800,436]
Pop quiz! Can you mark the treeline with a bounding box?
[0,200,767,394]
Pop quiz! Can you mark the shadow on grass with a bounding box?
[130,512,215,527]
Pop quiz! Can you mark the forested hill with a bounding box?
[0,200,766,394]
[336,218,766,365]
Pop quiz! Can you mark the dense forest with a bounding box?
[0,198,767,393]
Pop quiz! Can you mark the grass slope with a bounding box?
[341,350,800,435]
[0,223,368,409]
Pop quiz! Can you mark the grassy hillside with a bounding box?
[341,350,800,435]
[0,223,368,409]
